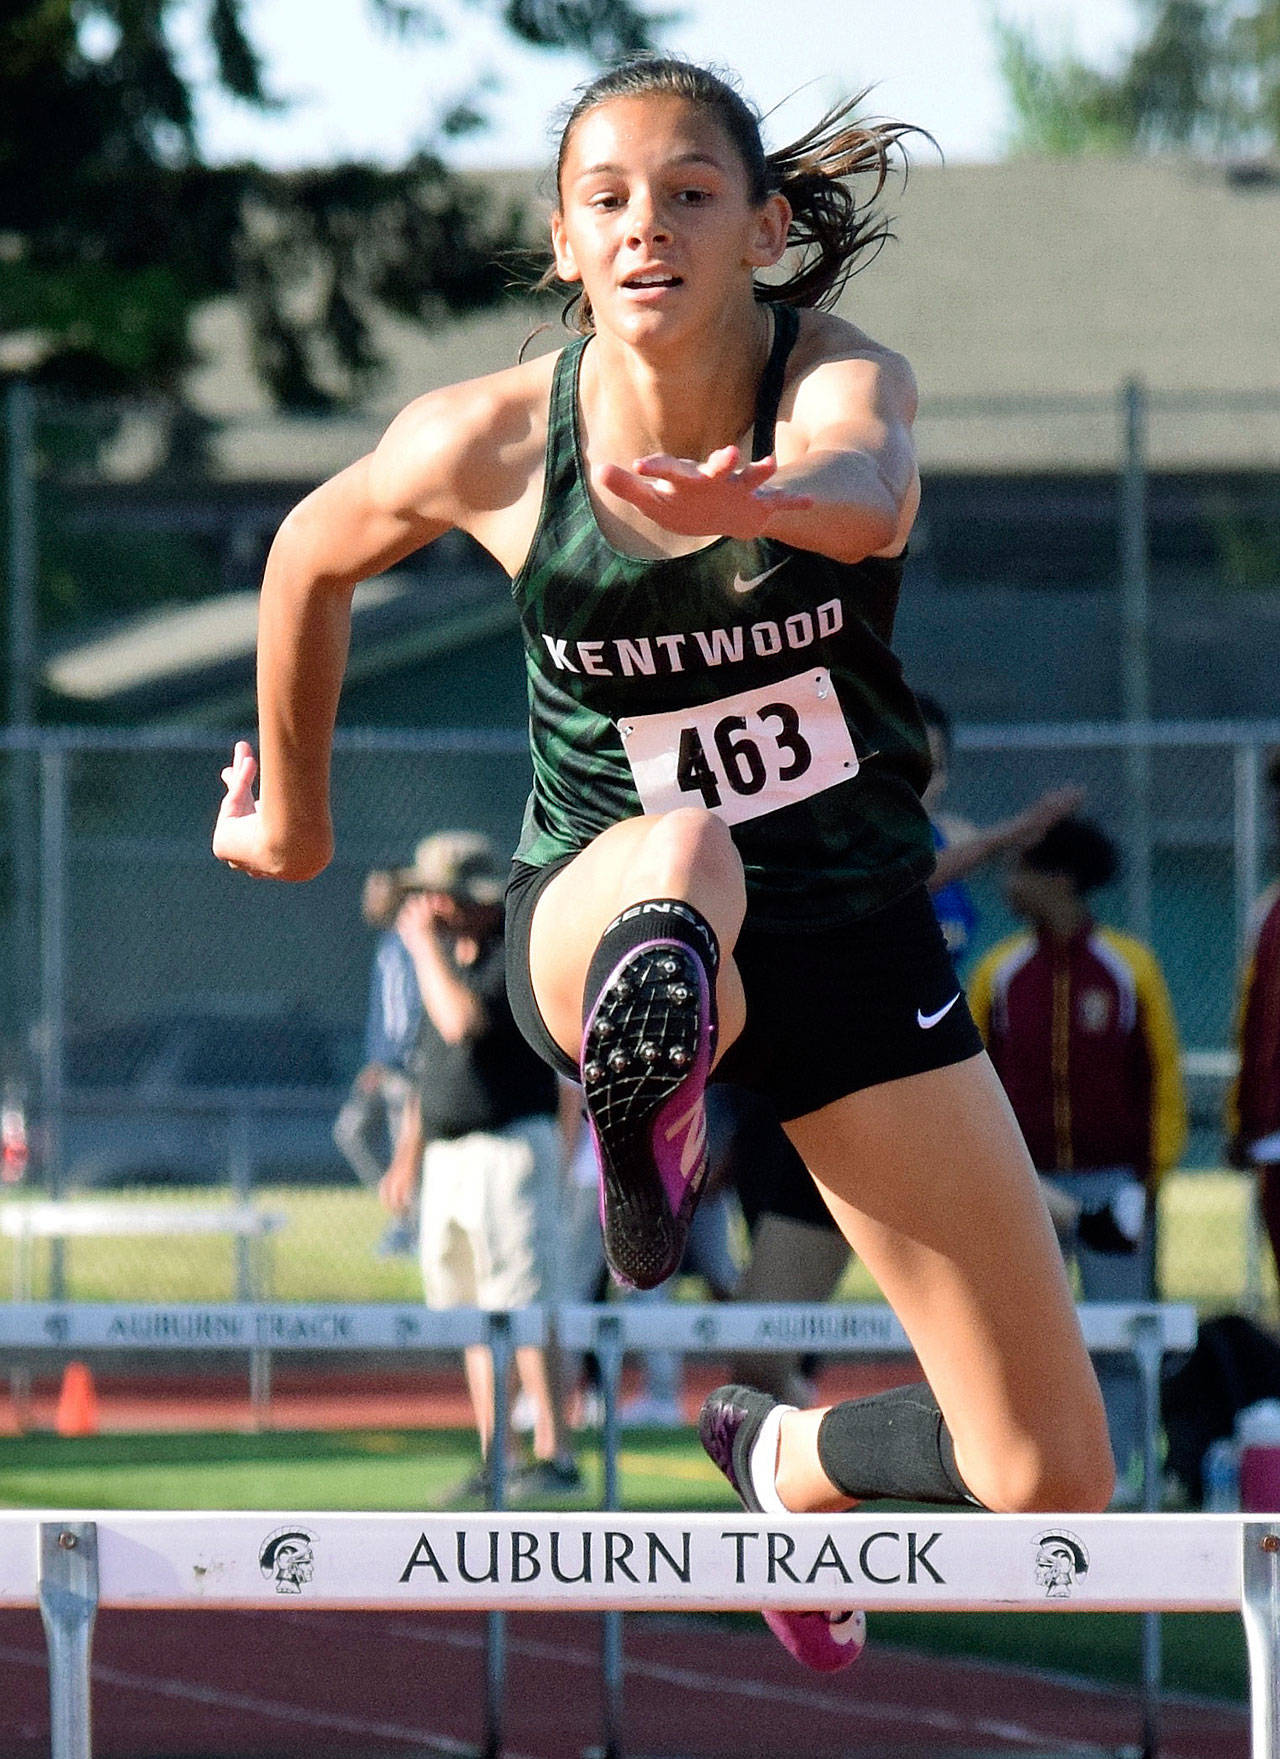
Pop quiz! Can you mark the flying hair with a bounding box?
[532,54,930,334]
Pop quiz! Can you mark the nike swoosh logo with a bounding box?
[917,994,961,1030]
[731,559,787,594]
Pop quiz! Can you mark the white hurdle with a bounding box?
[2,1510,1274,1759]
[0,1300,1197,1757]
[562,1300,1196,1759]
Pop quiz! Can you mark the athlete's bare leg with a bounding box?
[528,808,749,1288]
[777,1053,1115,1515]
[527,808,747,1067]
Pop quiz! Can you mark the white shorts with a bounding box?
[419,1115,560,1311]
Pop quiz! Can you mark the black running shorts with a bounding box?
[505,860,983,1124]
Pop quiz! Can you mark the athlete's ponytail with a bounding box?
[534,55,929,331]
[763,98,925,309]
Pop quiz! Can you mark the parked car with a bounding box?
[46,1010,363,1189]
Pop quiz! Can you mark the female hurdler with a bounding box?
[214,56,1113,1674]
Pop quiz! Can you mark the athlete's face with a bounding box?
[551,95,789,344]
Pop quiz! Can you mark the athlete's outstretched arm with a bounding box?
[213,453,448,879]
[213,384,504,880]
[600,348,918,565]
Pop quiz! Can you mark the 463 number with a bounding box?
[675,703,812,809]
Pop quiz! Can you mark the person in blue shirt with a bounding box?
[333,866,424,1255]
[917,692,1082,968]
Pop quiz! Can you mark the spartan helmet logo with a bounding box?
[1034,1530,1090,1599]
[258,1528,316,1595]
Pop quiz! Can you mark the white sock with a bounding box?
[747,1403,796,1514]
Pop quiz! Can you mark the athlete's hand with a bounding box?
[212,740,331,881]
[212,741,266,872]
[598,447,812,540]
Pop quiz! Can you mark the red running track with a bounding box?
[0,1604,1248,1758]
[0,1363,915,1436]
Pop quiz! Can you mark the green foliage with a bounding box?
[232,155,529,411]
[363,0,672,59]
[0,0,664,408]
[994,16,1132,155]
[498,0,672,58]
[994,1,1280,158]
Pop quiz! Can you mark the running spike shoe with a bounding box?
[698,1383,867,1674]
[581,940,714,1289]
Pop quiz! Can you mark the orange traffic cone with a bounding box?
[55,1362,99,1437]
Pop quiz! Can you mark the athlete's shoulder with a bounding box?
[786,308,918,416]
[367,350,561,521]
[968,930,1033,1034]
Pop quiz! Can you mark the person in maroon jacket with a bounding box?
[970,821,1186,1208]
[1228,751,1280,1279]
[969,816,1186,1493]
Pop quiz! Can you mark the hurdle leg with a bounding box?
[1243,1523,1280,1759]
[9,1365,33,1429]
[38,1520,98,1759]
[1246,1183,1265,1320]
[597,1311,625,1759]
[9,1226,34,1428]
[248,1348,272,1428]
[483,1311,514,1759]
[1133,1311,1165,1758]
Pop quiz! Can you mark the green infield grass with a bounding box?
[0,1167,1271,1313]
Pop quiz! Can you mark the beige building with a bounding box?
[179,155,1280,481]
[43,155,1280,723]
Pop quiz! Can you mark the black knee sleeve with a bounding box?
[583,899,720,1028]
[816,1382,983,1507]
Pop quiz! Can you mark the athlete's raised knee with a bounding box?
[647,805,737,861]
[634,808,745,918]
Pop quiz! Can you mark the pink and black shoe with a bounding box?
[698,1384,867,1674]
[581,938,715,1290]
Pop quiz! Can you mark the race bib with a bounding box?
[618,668,859,827]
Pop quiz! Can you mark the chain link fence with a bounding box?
[0,720,1273,1309]
[945,720,1280,1322]
[2,375,1278,1306]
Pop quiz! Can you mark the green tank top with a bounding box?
[511,305,935,930]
